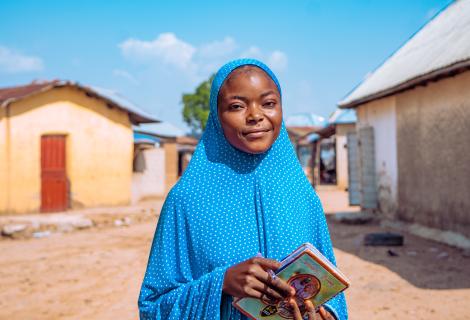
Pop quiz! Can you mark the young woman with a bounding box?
[138,59,348,320]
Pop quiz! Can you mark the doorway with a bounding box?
[41,135,68,212]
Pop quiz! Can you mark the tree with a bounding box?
[182,74,214,135]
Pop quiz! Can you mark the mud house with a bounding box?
[329,109,356,192]
[132,131,164,204]
[285,113,327,183]
[132,122,197,203]
[285,111,356,187]
[0,80,158,214]
[338,0,470,244]
[315,109,357,191]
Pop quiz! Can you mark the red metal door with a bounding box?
[41,135,68,212]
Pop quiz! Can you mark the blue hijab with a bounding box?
[138,59,348,320]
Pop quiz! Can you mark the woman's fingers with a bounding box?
[254,270,295,297]
[266,274,296,297]
[290,299,320,320]
[250,259,295,298]
[242,287,266,300]
[289,298,303,320]
[253,257,281,271]
[242,287,284,306]
[249,278,284,301]
[305,300,317,320]
[318,306,335,320]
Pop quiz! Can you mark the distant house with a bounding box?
[338,0,470,244]
[285,112,327,143]
[316,109,357,191]
[286,113,327,182]
[132,122,197,203]
[0,80,158,214]
[131,131,165,204]
[296,109,357,188]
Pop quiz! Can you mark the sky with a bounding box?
[0,0,453,130]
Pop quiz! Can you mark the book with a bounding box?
[232,243,350,319]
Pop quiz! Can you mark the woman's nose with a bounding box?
[246,105,264,123]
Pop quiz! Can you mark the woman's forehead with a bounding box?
[219,65,279,95]
[224,65,270,84]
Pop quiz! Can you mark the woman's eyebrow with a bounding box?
[260,90,277,98]
[230,95,248,102]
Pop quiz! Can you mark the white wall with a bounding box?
[336,135,348,190]
[356,96,398,216]
[132,147,166,203]
[336,123,356,190]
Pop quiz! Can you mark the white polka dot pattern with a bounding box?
[138,59,348,320]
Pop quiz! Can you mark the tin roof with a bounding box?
[285,113,327,128]
[0,80,159,124]
[306,133,320,143]
[328,108,356,124]
[133,132,161,145]
[339,0,470,108]
[87,86,158,124]
[133,121,187,139]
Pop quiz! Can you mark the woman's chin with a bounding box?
[240,141,273,154]
[229,133,277,154]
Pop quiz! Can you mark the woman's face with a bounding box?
[218,66,283,154]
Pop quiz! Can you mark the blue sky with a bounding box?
[0,0,452,129]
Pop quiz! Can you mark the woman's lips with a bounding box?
[243,129,271,139]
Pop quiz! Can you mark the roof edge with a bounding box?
[1,80,159,124]
[0,80,66,109]
[133,128,179,139]
[73,84,159,124]
[338,58,470,109]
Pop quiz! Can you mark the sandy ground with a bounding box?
[1,188,469,319]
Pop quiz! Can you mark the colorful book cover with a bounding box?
[232,243,350,320]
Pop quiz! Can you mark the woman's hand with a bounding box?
[223,257,295,302]
[290,298,336,320]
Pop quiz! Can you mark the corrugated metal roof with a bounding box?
[306,133,320,143]
[329,109,356,124]
[285,113,327,127]
[0,80,58,104]
[87,86,158,124]
[134,121,187,138]
[0,80,159,124]
[339,0,470,108]
[133,132,161,145]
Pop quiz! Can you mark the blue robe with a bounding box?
[138,59,348,320]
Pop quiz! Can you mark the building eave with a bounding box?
[1,80,159,125]
[339,58,470,109]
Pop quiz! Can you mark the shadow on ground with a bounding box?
[326,214,470,290]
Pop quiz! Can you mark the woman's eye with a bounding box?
[229,104,243,110]
[263,101,276,108]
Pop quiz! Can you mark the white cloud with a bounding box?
[267,51,288,72]
[119,33,288,83]
[198,37,237,59]
[0,46,44,73]
[241,46,288,72]
[241,46,263,60]
[112,69,139,85]
[119,33,196,69]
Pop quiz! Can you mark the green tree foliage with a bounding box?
[182,74,215,135]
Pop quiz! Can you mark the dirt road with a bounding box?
[1,190,469,319]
